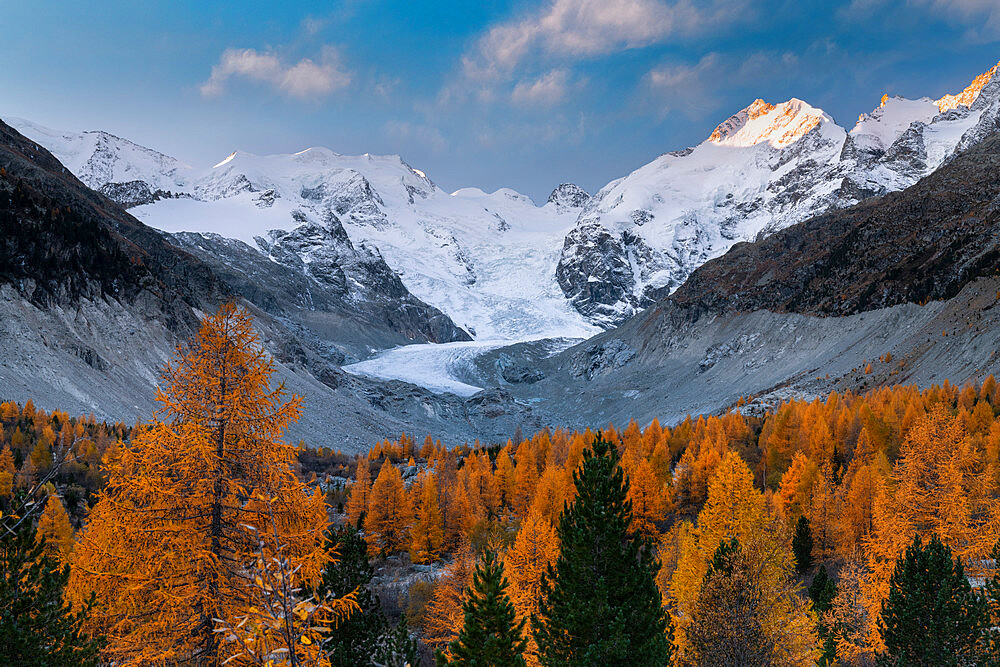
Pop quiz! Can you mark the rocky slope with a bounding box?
[558,59,1000,325]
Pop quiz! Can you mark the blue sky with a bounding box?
[4,0,1000,200]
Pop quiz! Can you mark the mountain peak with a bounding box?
[936,59,1000,112]
[708,97,828,149]
[547,183,591,210]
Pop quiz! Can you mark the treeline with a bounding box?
[0,400,127,521]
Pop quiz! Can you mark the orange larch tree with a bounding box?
[504,510,559,666]
[345,455,372,528]
[364,460,410,556]
[68,303,353,664]
[36,492,74,563]
[410,471,445,564]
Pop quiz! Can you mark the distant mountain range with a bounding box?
[12,59,1000,334]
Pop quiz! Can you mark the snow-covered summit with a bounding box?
[7,117,194,198]
[708,98,833,149]
[556,96,847,325]
[557,58,1000,325]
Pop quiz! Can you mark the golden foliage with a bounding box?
[69,303,350,665]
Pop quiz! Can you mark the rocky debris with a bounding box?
[495,354,545,384]
[569,339,635,380]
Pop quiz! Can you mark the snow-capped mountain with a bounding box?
[11,58,1000,337]
[558,59,1000,325]
[8,118,598,342]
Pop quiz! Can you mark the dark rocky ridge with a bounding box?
[0,119,220,334]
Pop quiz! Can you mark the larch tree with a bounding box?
[364,461,409,556]
[410,471,445,564]
[68,303,353,664]
[346,456,372,529]
[504,510,559,666]
[684,538,774,667]
[0,446,14,499]
[671,452,817,665]
[35,492,74,563]
[423,540,477,651]
[863,407,1000,652]
[533,435,672,666]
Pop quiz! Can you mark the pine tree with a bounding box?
[0,513,103,665]
[685,538,774,667]
[437,550,527,666]
[878,534,987,666]
[533,435,672,666]
[792,515,814,574]
[809,565,838,666]
[317,526,418,667]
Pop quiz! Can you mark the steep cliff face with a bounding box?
[556,60,1000,326]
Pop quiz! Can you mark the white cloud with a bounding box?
[201,46,351,99]
[643,53,722,115]
[643,51,799,117]
[463,0,749,81]
[511,69,573,107]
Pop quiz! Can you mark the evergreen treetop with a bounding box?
[533,434,672,666]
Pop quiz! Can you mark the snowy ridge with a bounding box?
[10,57,1000,338]
[557,97,847,325]
[9,118,597,342]
[557,58,1000,325]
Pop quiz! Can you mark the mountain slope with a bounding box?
[558,59,1000,325]
[8,119,598,341]
[499,125,1000,429]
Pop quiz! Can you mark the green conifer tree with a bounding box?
[315,526,417,667]
[792,515,813,574]
[808,564,838,666]
[437,549,526,666]
[533,435,672,666]
[983,538,1000,663]
[878,534,987,666]
[0,511,103,664]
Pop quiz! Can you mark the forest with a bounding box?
[5,303,1000,665]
